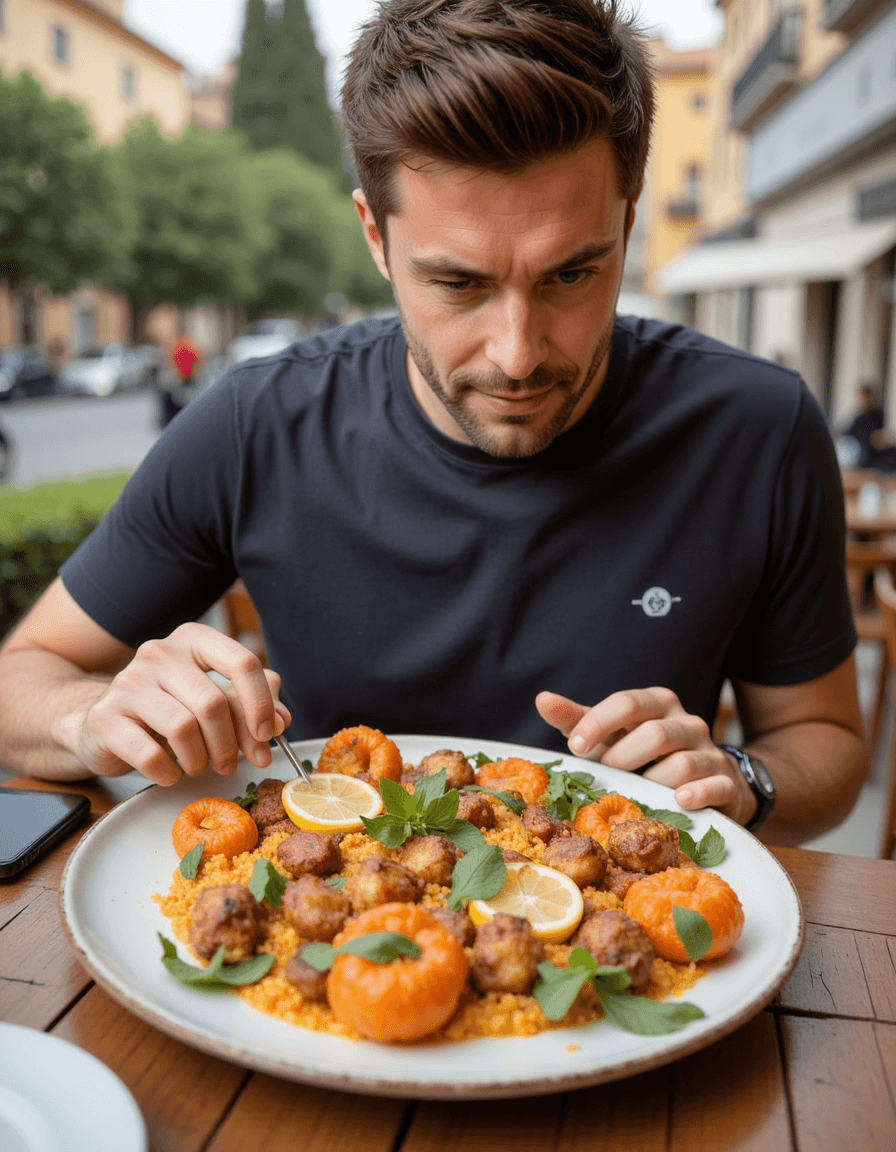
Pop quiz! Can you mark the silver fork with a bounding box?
[274,733,313,785]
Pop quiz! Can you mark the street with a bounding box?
[0,389,162,488]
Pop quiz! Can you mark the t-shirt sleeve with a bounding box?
[59,380,241,647]
[725,383,857,686]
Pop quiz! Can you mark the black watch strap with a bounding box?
[717,744,776,832]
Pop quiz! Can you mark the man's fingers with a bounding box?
[535,691,589,738]
[599,714,713,773]
[670,771,740,814]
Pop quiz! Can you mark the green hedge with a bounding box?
[0,472,130,638]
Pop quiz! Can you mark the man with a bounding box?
[0,0,865,845]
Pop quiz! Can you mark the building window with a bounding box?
[121,65,136,101]
[51,23,70,64]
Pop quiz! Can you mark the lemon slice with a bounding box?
[468,861,584,944]
[281,773,383,833]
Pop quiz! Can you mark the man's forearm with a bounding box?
[0,646,111,780]
[745,720,867,845]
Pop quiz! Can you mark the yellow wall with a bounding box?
[0,0,190,142]
[643,46,714,294]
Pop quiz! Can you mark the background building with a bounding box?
[0,0,191,352]
[658,0,896,428]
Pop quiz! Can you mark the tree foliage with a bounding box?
[0,68,125,293]
[104,119,271,335]
[231,0,342,174]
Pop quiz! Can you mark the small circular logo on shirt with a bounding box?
[632,587,682,617]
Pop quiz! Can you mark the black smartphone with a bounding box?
[0,787,90,878]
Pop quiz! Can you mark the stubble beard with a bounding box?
[398,306,615,458]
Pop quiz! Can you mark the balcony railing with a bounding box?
[730,8,802,132]
[825,0,889,33]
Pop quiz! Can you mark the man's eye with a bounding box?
[555,269,591,286]
[437,280,473,292]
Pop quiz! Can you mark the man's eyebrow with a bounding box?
[408,240,618,281]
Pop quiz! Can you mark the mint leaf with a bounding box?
[232,782,258,810]
[678,829,698,860]
[179,841,205,879]
[247,858,288,908]
[379,777,416,819]
[673,904,713,962]
[361,813,413,848]
[421,789,460,829]
[158,934,274,988]
[694,826,725,868]
[596,987,705,1034]
[302,932,422,972]
[438,818,485,853]
[326,876,348,890]
[411,768,448,809]
[538,759,564,771]
[533,961,592,1020]
[467,751,495,767]
[300,941,335,971]
[544,769,607,821]
[637,802,694,832]
[446,843,506,911]
[464,784,525,817]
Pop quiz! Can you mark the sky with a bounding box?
[124,0,722,96]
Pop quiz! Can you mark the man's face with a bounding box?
[354,137,634,458]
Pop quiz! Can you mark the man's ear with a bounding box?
[353,190,390,281]
[623,182,643,245]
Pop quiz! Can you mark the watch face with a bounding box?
[748,756,775,798]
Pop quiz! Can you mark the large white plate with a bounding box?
[0,1023,147,1152]
[60,735,803,1099]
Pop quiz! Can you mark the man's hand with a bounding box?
[53,622,291,787]
[535,687,755,825]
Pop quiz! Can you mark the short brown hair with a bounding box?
[341,0,655,229]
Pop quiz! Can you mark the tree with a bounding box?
[231,0,342,174]
[104,119,270,340]
[0,69,125,308]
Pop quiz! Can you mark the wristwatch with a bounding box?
[717,744,776,832]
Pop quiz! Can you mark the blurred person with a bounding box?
[0,0,865,846]
[159,331,201,428]
[840,383,886,470]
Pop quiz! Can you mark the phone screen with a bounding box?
[0,788,90,877]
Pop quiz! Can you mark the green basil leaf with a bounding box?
[301,759,314,775]
[379,777,416,819]
[464,784,525,817]
[300,941,335,971]
[590,965,634,994]
[326,876,348,890]
[566,946,599,974]
[532,961,592,1020]
[538,759,565,771]
[158,934,275,988]
[694,826,726,868]
[596,987,705,1035]
[232,782,258,810]
[673,904,714,963]
[438,818,485,853]
[360,813,412,849]
[212,953,276,985]
[178,841,205,879]
[411,769,448,810]
[247,858,288,908]
[637,802,694,832]
[446,843,506,911]
[467,751,495,767]
[543,769,607,821]
[421,789,460,829]
[334,931,422,964]
[678,828,698,860]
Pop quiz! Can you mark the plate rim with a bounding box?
[59,734,805,1099]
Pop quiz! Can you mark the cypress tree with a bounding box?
[231,0,342,175]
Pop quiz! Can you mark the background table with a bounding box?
[2,775,895,1152]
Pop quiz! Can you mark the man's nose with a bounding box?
[483,293,548,381]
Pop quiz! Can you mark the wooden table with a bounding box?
[3,775,895,1152]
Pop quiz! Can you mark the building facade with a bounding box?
[0,0,191,352]
[658,0,896,429]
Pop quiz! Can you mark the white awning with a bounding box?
[656,218,896,295]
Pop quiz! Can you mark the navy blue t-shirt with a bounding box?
[60,315,856,753]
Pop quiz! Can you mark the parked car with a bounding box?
[226,319,307,367]
[0,346,57,401]
[60,344,161,397]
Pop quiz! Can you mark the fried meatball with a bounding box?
[284,948,329,1001]
[607,819,680,874]
[276,831,343,879]
[400,834,461,887]
[602,864,651,900]
[281,874,351,941]
[261,818,297,840]
[426,906,476,947]
[541,834,609,888]
[250,791,288,830]
[471,913,545,995]
[522,805,567,844]
[456,790,496,830]
[188,884,266,963]
[418,750,475,790]
[502,849,530,863]
[571,910,655,989]
[344,856,424,912]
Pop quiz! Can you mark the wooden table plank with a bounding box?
[560,1067,670,1152]
[770,847,896,934]
[401,1094,564,1152]
[780,1016,896,1151]
[670,1012,793,1152]
[0,886,91,1027]
[855,934,896,1023]
[775,924,875,1019]
[52,985,247,1152]
[205,1076,410,1152]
